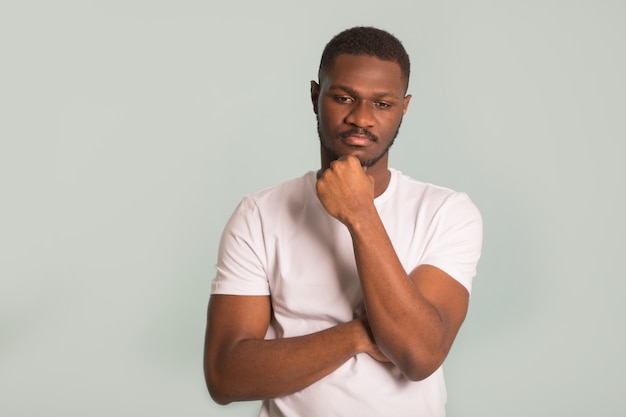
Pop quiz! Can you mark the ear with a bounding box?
[310,80,320,114]
[402,94,412,115]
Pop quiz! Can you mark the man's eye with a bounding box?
[374,102,391,109]
[334,96,353,103]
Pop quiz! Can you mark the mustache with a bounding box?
[338,128,378,142]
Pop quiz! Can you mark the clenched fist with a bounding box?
[316,156,377,227]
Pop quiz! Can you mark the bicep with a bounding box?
[204,295,271,361]
[409,264,469,346]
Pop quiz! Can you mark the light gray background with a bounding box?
[1,1,624,416]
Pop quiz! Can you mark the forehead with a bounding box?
[321,54,407,95]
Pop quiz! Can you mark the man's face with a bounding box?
[311,54,411,169]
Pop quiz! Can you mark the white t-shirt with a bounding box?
[212,168,483,417]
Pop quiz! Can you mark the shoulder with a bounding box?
[218,171,317,256]
[389,170,483,291]
[390,169,478,213]
[235,171,317,216]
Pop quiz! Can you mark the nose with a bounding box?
[345,100,374,128]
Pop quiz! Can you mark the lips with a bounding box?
[342,135,372,146]
[339,129,378,147]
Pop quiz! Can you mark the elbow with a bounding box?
[210,393,232,406]
[207,386,232,406]
[397,349,448,382]
[209,392,231,406]
[204,364,234,405]
[402,362,441,382]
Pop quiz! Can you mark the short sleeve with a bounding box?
[419,192,483,294]
[211,196,271,295]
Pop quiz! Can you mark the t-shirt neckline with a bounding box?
[374,168,398,207]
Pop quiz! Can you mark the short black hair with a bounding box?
[318,26,410,89]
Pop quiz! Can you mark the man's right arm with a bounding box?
[203,294,384,405]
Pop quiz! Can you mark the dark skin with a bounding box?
[204,54,469,405]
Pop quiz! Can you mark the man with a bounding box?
[204,26,482,417]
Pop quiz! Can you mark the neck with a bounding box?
[369,165,392,197]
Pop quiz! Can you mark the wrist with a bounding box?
[345,205,380,238]
[345,318,372,355]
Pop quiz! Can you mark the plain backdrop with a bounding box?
[1,1,625,416]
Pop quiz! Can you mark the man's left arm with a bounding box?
[317,156,479,381]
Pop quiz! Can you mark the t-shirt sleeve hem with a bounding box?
[211,274,271,296]
[417,260,474,295]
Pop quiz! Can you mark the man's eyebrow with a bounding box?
[329,84,399,99]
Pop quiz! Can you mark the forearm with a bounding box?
[205,319,367,404]
[348,213,447,379]
[315,157,469,380]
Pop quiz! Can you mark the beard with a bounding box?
[317,115,401,168]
